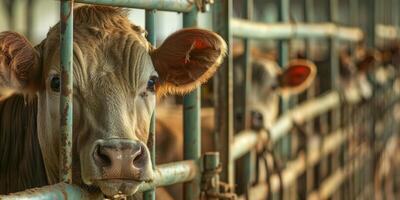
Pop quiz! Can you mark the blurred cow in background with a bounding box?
[155,42,317,199]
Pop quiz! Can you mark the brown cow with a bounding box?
[0,5,226,199]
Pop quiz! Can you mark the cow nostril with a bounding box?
[94,146,112,167]
[132,146,143,165]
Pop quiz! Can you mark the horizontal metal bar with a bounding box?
[1,160,198,199]
[231,90,345,160]
[376,24,399,39]
[76,0,193,12]
[238,126,355,200]
[231,18,364,41]
[307,148,370,200]
[231,130,260,159]
[0,183,94,200]
[138,160,198,191]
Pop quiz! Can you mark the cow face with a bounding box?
[0,6,226,197]
[250,58,316,127]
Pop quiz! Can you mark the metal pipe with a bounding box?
[231,90,356,161]
[238,126,356,200]
[203,152,221,200]
[143,9,156,200]
[59,0,74,184]
[231,19,364,41]
[307,148,370,200]
[366,0,376,48]
[182,5,201,200]
[76,0,193,12]
[0,183,96,200]
[212,0,234,184]
[1,161,198,199]
[234,0,254,195]
[139,160,199,192]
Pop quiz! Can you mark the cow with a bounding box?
[0,5,227,199]
[155,51,317,199]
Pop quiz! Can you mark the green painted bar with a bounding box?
[204,152,220,199]
[277,0,290,171]
[366,0,376,48]
[234,0,254,195]
[183,5,200,200]
[0,183,96,200]
[143,9,156,200]
[59,0,74,184]
[212,0,234,184]
[1,161,198,199]
[139,161,199,192]
[76,0,193,12]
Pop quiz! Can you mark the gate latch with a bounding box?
[201,152,237,200]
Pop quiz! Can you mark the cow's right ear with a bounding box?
[277,59,317,95]
[0,31,41,94]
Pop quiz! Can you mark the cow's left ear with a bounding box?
[150,28,227,96]
[277,59,317,95]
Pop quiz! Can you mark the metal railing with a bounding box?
[1,0,400,199]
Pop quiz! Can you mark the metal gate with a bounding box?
[1,0,400,199]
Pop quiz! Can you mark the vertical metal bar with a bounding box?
[302,0,315,198]
[393,0,399,32]
[276,0,290,199]
[234,0,254,195]
[204,152,220,200]
[367,0,376,48]
[366,0,376,198]
[26,0,34,40]
[213,0,234,184]
[143,9,156,200]
[183,6,200,200]
[329,1,340,199]
[60,0,73,183]
[277,0,290,169]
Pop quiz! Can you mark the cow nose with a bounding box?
[93,139,153,181]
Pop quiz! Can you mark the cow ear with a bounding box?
[356,50,377,73]
[150,28,227,96]
[0,31,41,94]
[277,59,317,95]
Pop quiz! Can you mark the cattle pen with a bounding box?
[1,0,400,200]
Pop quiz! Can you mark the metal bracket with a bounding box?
[201,152,237,200]
[188,0,214,12]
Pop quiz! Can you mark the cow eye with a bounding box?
[50,76,61,92]
[147,75,158,92]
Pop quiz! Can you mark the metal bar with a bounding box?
[182,5,200,200]
[307,149,370,200]
[212,0,234,184]
[277,0,291,171]
[238,126,356,200]
[230,89,361,161]
[204,152,220,200]
[76,0,193,12]
[231,19,364,41]
[1,161,198,199]
[59,0,74,184]
[139,161,199,192]
[0,183,95,200]
[234,0,253,195]
[302,0,314,197]
[366,0,376,48]
[143,9,156,200]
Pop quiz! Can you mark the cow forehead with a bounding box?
[40,26,154,90]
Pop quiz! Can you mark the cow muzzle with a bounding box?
[91,139,154,197]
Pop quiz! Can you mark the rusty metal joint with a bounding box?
[187,0,214,12]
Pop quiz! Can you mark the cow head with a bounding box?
[250,58,316,127]
[0,6,226,197]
